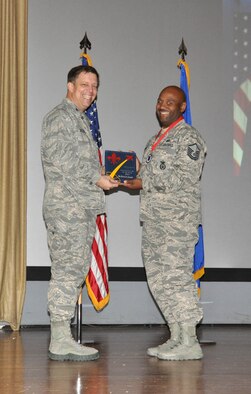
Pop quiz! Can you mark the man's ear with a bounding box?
[67,82,74,93]
[181,101,187,113]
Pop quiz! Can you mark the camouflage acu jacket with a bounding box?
[139,119,207,224]
[41,98,105,215]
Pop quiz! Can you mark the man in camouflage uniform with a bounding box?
[41,65,118,362]
[124,86,207,361]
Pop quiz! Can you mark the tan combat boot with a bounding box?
[147,322,181,357]
[157,324,203,361]
[49,320,99,361]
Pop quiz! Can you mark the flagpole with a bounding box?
[177,39,215,346]
[76,291,83,343]
[75,32,92,345]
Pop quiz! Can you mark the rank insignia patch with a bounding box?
[187,144,200,160]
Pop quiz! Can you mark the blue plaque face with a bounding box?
[105,150,137,182]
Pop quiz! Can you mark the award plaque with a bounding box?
[105,150,137,182]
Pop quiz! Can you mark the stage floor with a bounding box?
[0,324,251,393]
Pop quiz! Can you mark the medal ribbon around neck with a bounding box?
[151,116,183,152]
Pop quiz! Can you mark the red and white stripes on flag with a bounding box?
[80,52,110,311]
[233,12,251,175]
[85,214,110,310]
[233,77,251,175]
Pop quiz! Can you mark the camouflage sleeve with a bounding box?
[41,112,101,185]
[142,131,206,192]
[167,133,206,191]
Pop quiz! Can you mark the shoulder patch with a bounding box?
[187,143,200,160]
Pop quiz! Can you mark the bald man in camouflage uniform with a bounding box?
[124,86,206,361]
[41,65,118,362]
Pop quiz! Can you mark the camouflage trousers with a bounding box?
[142,219,203,325]
[45,205,98,322]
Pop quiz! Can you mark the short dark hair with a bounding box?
[67,65,100,87]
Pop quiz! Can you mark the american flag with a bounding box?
[81,53,110,310]
[233,11,251,175]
